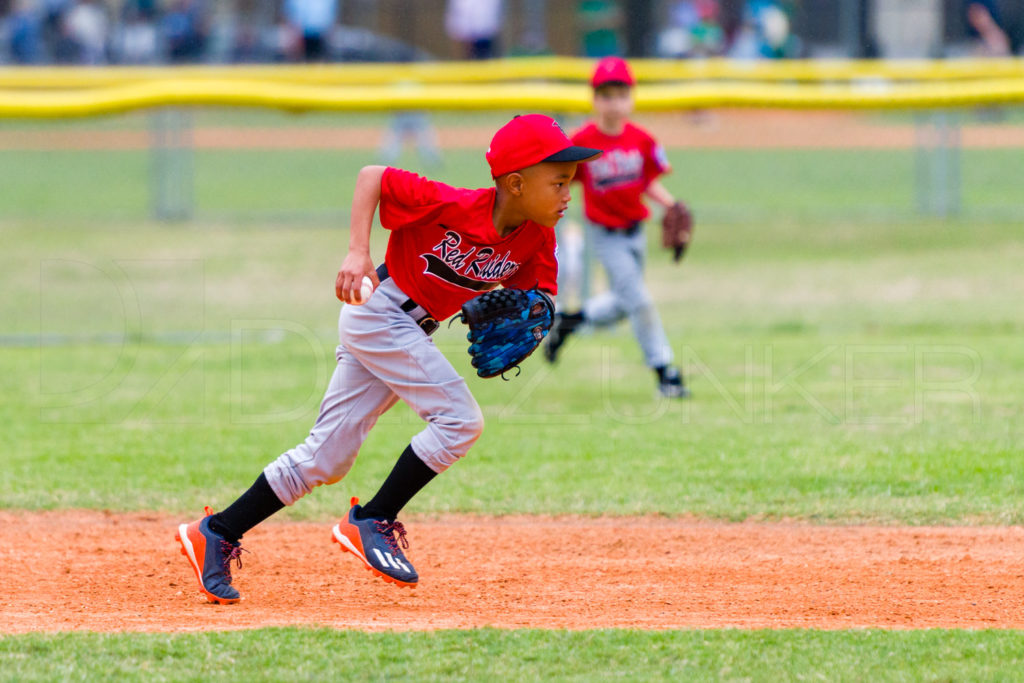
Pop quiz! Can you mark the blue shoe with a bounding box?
[175,506,245,604]
[332,497,418,588]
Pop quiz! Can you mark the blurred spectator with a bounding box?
[729,0,801,59]
[657,0,724,58]
[228,0,271,63]
[283,0,336,62]
[446,0,502,59]
[966,1,1010,57]
[62,0,109,64]
[965,2,1011,121]
[39,0,70,60]
[159,0,208,63]
[261,3,301,62]
[114,0,157,64]
[6,0,44,64]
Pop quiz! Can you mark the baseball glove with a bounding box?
[458,287,555,379]
[661,201,694,263]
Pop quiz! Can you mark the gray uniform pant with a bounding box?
[583,221,674,369]
[264,277,484,506]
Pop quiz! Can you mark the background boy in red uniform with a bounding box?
[175,115,600,604]
[545,56,690,399]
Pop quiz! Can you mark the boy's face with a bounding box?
[593,84,634,126]
[514,161,578,228]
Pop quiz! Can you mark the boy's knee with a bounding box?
[464,404,485,444]
[620,289,654,315]
[441,404,485,451]
[415,404,484,472]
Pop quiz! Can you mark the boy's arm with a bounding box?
[336,165,386,303]
[644,179,676,209]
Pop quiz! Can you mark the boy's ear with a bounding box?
[500,171,525,197]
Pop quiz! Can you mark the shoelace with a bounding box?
[374,520,410,555]
[219,541,248,582]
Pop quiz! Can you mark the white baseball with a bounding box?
[351,275,374,305]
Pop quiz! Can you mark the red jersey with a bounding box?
[571,121,671,229]
[379,167,558,320]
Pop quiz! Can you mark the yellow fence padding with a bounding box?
[0,80,584,117]
[1,57,1024,90]
[2,78,1024,118]
[1,58,1024,117]
[637,78,1024,110]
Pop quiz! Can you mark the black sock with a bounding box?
[357,444,438,521]
[655,365,668,382]
[209,472,285,543]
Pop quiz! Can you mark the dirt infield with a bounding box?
[3,510,1023,633]
[2,111,1023,151]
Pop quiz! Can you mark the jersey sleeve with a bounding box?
[501,227,559,295]
[378,167,448,231]
[643,137,672,185]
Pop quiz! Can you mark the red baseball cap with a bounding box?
[591,56,636,88]
[486,114,602,178]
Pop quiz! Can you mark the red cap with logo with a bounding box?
[486,114,602,178]
[591,56,636,88]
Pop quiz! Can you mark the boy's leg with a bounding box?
[262,346,400,506]
[582,224,630,327]
[208,472,283,543]
[176,346,399,603]
[342,291,484,476]
[579,224,672,368]
[214,433,436,547]
[619,227,674,371]
[623,229,689,397]
[329,279,485,586]
[358,444,436,521]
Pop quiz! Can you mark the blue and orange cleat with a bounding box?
[332,497,418,588]
[175,506,245,604]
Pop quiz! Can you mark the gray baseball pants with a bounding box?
[583,221,674,369]
[264,277,484,506]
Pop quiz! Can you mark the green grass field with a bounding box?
[2,113,1024,679]
[5,628,1024,682]
[1,145,1022,221]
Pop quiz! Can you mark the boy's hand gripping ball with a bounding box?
[350,276,375,305]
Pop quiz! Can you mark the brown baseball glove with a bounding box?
[661,201,694,263]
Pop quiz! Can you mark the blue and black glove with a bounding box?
[458,287,555,379]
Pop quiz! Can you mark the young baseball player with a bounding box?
[175,114,600,604]
[544,56,689,399]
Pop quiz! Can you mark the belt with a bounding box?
[375,264,440,335]
[602,221,641,236]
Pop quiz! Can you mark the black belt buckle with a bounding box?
[418,317,439,335]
